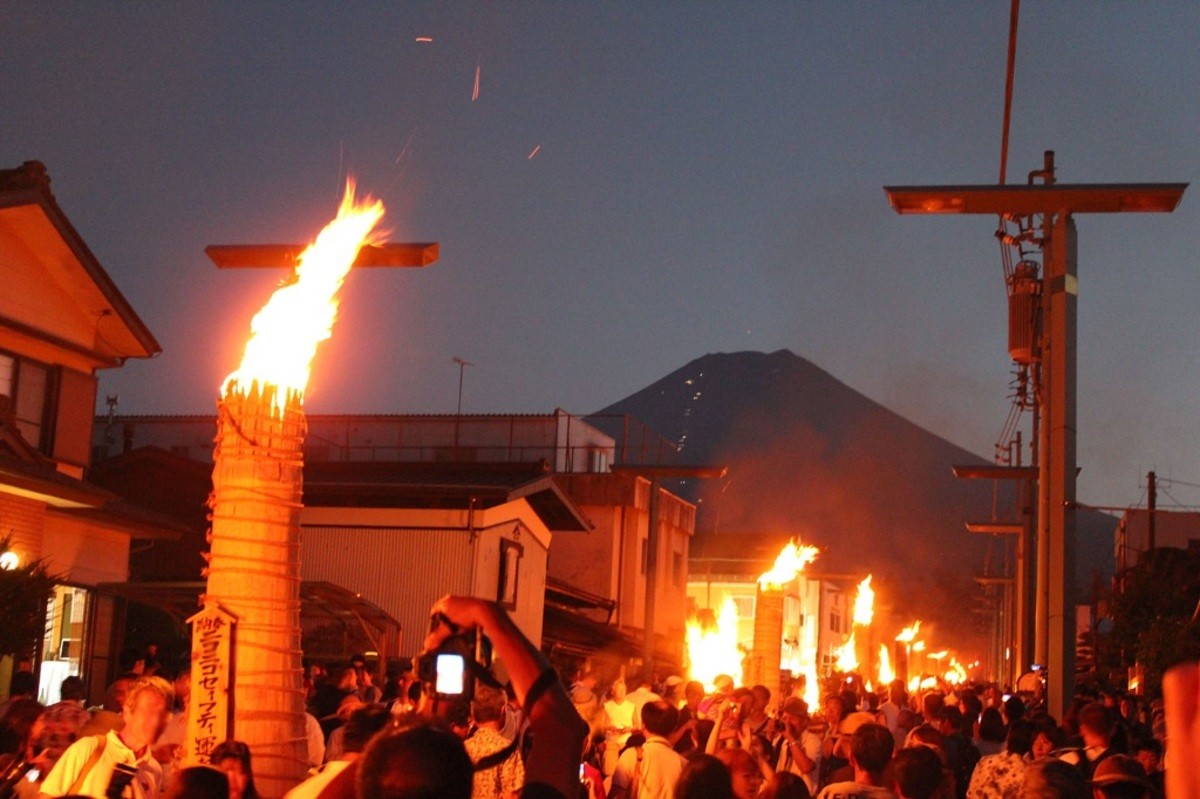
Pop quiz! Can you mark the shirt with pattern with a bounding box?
[966,750,1026,799]
[464,726,524,799]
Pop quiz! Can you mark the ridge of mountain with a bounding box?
[593,349,1113,656]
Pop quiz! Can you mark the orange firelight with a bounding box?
[223,181,384,409]
[685,597,744,690]
[852,575,875,627]
[757,539,820,589]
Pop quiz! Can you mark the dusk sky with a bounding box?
[4,3,1197,510]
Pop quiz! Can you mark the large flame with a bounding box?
[878,644,894,686]
[895,621,921,643]
[943,657,967,685]
[835,630,858,672]
[757,539,820,589]
[223,181,385,409]
[685,597,743,690]
[852,575,875,627]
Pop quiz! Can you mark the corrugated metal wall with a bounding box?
[301,527,474,658]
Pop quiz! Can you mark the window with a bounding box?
[732,595,756,618]
[0,351,56,454]
[497,539,523,610]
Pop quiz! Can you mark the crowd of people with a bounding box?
[0,604,1181,799]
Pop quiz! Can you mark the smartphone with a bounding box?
[435,652,466,696]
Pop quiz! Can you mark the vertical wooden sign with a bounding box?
[185,602,237,764]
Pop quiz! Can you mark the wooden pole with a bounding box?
[200,382,308,797]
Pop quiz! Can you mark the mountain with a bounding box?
[593,350,1114,658]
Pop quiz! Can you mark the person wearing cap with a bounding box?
[773,697,821,796]
[1089,755,1149,799]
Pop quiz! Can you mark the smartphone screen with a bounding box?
[436,653,465,695]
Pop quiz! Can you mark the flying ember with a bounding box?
[223,181,385,411]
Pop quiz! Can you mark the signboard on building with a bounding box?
[185,602,237,764]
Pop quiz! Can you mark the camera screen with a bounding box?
[436,653,466,695]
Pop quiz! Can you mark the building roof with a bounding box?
[0,161,159,362]
[302,460,592,532]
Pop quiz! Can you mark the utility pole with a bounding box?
[453,357,472,457]
[1147,471,1157,551]
[886,157,1186,719]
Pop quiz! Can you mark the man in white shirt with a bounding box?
[610,701,685,799]
[39,676,173,799]
[774,698,822,796]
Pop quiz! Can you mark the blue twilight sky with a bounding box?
[2,3,1198,510]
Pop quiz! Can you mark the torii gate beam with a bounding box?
[884,154,1185,720]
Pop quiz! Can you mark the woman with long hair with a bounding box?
[209,740,259,799]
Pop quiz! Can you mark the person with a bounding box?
[78,678,133,738]
[1029,718,1065,762]
[39,675,173,799]
[161,766,227,799]
[672,681,706,755]
[676,755,734,799]
[0,699,51,799]
[627,681,662,733]
[1088,756,1149,799]
[284,706,391,799]
[877,682,907,742]
[892,746,946,799]
[463,684,524,799]
[603,681,636,776]
[209,741,258,799]
[901,726,953,799]
[974,709,1005,757]
[1021,759,1087,799]
[354,594,588,799]
[713,748,768,799]
[742,686,773,741]
[580,733,607,799]
[0,673,38,720]
[1128,739,1162,799]
[965,719,1032,799]
[934,708,979,799]
[817,695,848,786]
[772,698,820,797]
[1057,704,1118,779]
[762,772,811,799]
[610,701,685,799]
[814,722,896,799]
[308,667,358,742]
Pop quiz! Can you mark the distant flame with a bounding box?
[852,575,875,627]
[878,644,894,686]
[928,650,948,661]
[758,539,820,589]
[223,181,385,410]
[895,621,921,643]
[912,640,926,653]
[835,630,858,672]
[944,658,967,685]
[685,597,743,690]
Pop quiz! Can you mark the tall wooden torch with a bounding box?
[752,540,819,703]
[187,184,384,798]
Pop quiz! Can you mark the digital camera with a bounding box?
[414,613,493,701]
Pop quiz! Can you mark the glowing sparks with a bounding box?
[415,36,433,43]
[878,644,894,686]
[223,181,384,411]
[472,62,481,101]
[527,144,541,159]
[895,621,921,643]
[757,539,820,589]
[944,658,967,685]
[685,597,743,691]
[852,575,875,627]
